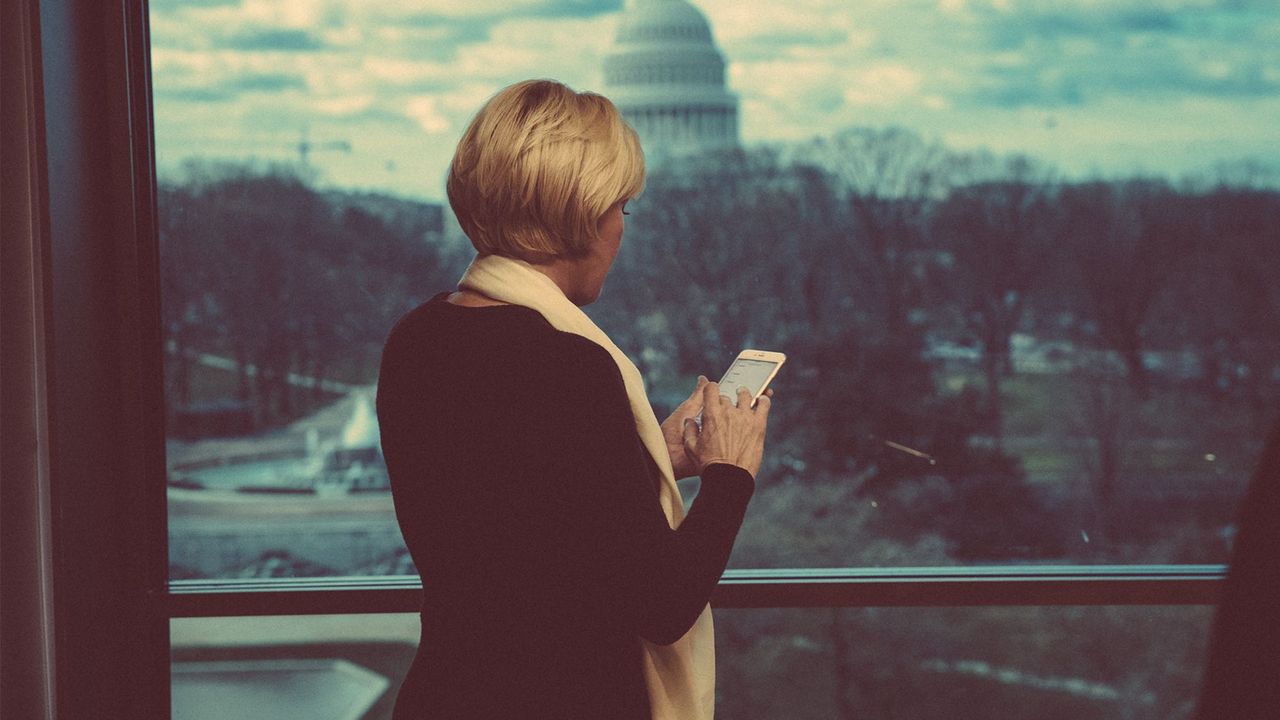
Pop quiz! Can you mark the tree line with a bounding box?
[596,128,1278,559]
[605,129,1280,444]
[159,161,466,428]
[159,131,1280,560]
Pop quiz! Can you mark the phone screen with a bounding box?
[719,358,781,405]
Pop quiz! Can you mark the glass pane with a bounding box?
[171,607,1213,719]
[715,607,1214,720]
[153,1,1278,578]
[171,614,418,720]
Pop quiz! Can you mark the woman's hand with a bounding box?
[681,381,772,479]
[660,376,709,478]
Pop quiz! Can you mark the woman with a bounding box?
[376,79,771,720]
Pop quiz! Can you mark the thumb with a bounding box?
[682,417,699,451]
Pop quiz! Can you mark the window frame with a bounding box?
[34,0,170,717]
[166,566,1223,618]
[32,1,1231,717]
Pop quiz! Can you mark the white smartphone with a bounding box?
[712,349,786,409]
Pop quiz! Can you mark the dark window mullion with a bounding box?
[40,0,169,716]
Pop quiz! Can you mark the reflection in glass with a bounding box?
[715,607,1212,720]
[170,607,1212,720]
[171,615,418,720]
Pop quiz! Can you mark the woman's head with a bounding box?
[447,79,645,263]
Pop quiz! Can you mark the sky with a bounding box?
[149,0,1280,201]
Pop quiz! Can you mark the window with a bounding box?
[29,0,1276,717]
[152,0,1275,578]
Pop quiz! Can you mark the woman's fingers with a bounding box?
[682,417,700,451]
[753,392,772,418]
[702,380,724,419]
[704,383,772,413]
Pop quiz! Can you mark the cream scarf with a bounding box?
[458,253,716,720]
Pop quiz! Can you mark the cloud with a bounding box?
[383,15,493,53]
[151,0,239,10]
[843,64,925,107]
[727,28,851,62]
[228,72,309,93]
[314,94,376,116]
[147,0,1280,198]
[158,87,236,103]
[151,54,307,102]
[404,96,451,134]
[222,28,328,51]
[530,0,624,18]
[362,57,452,87]
[939,0,1280,109]
[980,7,1180,50]
[373,0,621,21]
[967,65,1085,108]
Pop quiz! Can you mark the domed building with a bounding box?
[604,0,739,158]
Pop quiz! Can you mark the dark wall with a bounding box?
[1,1,56,717]
[2,1,171,717]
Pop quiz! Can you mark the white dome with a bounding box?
[616,0,714,44]
[604,0,739,156]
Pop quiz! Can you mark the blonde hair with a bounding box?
[447,79,645,262]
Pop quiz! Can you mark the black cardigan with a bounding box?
[376,293,755,719]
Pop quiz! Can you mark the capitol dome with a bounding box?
[603,0,739,157]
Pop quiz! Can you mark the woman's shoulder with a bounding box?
[382,294,621,383]
[384,292,542,349]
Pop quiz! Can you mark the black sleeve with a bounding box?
[536,337,755,646]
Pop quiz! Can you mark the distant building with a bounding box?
[604,0,739,158]
[314,392,388,494]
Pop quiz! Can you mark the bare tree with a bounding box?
[1068,362,1137,554]
[609,146,840,374]
[932,158,1055,443]
[157,162,450,429]
[1178,187,1280,431]
[1054,181,1190,398]
[797,127,967,341]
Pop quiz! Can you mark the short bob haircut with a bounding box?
[447,79,646,263]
